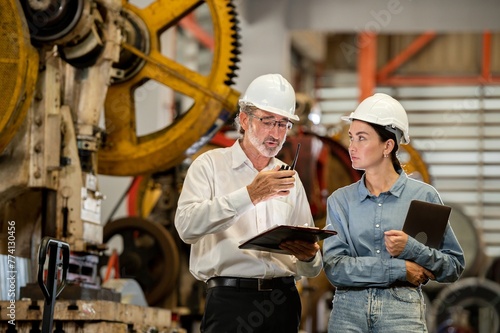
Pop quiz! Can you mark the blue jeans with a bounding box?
[328,287,428,333]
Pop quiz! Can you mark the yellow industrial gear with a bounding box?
[0,0,38,153]
[99,0,241,176]
[398,144,431,183]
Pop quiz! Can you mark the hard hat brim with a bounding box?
[341,114,410,144]
[340,115,351,122]
[240,100,300,121]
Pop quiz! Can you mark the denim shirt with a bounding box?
[323,171,465,288]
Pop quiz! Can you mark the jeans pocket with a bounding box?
[389,287,421,303]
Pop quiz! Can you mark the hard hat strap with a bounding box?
[384,125,403,145]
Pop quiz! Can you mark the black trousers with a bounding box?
[200,282,302,333]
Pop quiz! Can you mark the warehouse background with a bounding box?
[1,0,500,332]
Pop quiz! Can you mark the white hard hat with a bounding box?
[342,93,410,144]
[239,74,299,121]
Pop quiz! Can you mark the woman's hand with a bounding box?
[384,230,409,257]
[405,261,435,286]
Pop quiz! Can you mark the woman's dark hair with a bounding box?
[368,123,403,172]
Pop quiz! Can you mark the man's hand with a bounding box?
[247,165,295,205]
[279,240,319,262]
[384,230,409,257]
[405,261,435,286]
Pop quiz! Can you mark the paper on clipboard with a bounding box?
[238,225,337,254]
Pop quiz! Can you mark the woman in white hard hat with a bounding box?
[175,74,322,333]
[322,93,465,332]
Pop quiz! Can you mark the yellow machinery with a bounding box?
[1,0,240,250]
[0,0,240,330]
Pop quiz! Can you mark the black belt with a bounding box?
[207,276,295,291]
[336,281,417,291]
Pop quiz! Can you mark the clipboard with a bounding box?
[238,225,337,254]
[402,200,452,249]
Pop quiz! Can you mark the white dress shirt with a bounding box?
[175,140,322,282]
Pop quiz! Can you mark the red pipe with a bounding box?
[358,32,377,101]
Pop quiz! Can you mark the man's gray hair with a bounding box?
[235,103,258,136]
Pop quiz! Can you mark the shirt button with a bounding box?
[378,203,382,207]
[376,250,380,254]
[376,224,380,228]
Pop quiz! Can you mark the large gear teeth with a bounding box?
[99,0,243,176]
[225,0,241,86]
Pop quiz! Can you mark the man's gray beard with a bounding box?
[247,125,285,158]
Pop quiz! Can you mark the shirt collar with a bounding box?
[357,170,407,201]
[231,140,247,169]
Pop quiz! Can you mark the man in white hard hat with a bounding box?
[175,74,322,333]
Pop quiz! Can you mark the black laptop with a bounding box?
[402,200,452,249]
